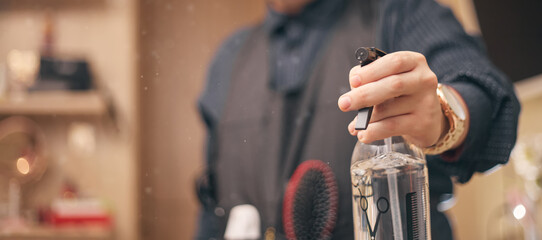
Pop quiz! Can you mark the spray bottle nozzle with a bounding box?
[354,47,387,130]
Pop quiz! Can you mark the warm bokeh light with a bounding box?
[16,157,30,175]
[513,204,526,220]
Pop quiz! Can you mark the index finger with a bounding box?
[349,51,420,88]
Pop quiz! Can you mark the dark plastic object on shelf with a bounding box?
[32,57,93,91]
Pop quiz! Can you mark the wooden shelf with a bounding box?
[0,91,107,116]
[0,225,112,240]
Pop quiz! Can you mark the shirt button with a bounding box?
[265,227,276,240]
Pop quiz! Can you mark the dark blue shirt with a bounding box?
[197,0,520,237]
[265,0,346,93]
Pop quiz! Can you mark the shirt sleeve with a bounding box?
[379,0,521,183]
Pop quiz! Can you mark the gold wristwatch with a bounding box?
[424,84,467,155]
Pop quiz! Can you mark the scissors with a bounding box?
[357,188,389,239]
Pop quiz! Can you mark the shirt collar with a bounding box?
[263,0,346,35]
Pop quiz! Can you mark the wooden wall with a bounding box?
[138,1,265,239]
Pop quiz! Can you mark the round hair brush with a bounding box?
[283,159,339,240]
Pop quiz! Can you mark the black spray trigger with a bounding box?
[353,47,387,130]
[355,106,373,130]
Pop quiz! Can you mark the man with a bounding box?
[196,0,520,239]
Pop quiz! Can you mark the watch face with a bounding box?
[441,85,466,120]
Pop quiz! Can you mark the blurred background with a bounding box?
[0,0,540,239]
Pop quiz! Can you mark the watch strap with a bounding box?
[423,84,466,155]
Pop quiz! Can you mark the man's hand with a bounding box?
[337,51,447,148]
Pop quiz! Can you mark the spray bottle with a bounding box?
[350,48,431,240]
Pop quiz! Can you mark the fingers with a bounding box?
[348,92,442,146]
[348,117,357,135]
[343,51,441,146]
[357,114,415,143]
[339,71,420,112]
[348,51,421,89]
[370,95,417,123]
[349,66,363,89]
[347,95,417,136]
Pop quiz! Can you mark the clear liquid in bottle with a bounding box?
[351,137,431,240]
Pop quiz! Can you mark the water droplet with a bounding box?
[214,207,225,217]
